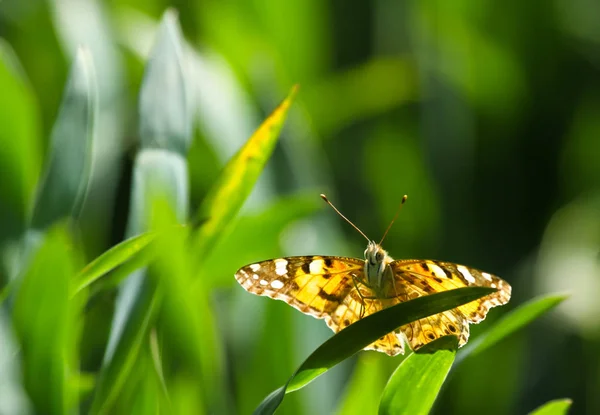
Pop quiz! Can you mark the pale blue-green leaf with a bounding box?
[138,8,191,154]
[0,309,32,414]
[31,48,97,229]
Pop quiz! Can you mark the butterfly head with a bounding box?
[364,241,393,289]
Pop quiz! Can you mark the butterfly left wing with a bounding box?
[386,260,512,351]
[235,256,363,319]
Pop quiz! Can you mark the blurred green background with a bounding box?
[1,0,599,414]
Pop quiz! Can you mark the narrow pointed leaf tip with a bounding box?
[528,398,572,415]
[138,9,190,152]
[193,85,299,261]
[73,231,158,295]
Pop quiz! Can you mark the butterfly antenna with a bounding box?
[320,194,370,242]
[379,195,408,245]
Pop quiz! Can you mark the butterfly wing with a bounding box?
[235,256,406,356]
[235,256,363,319]
[386,260,512,351]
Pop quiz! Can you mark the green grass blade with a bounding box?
[193,85,298,264]
[254,287,496,415]
[528,399,573,415]
[72,231,158,295]
[85,246,155,298]
[152,219,228,414]
[90,278,162,414]
[11,225,78,414]
[335,354,387,415]
[253,385,288,415]
[0,39,41,241]
[379,336,459,415]
[30,48,97,229]
[456,293,568,363]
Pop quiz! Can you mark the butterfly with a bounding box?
[234,195,511,356]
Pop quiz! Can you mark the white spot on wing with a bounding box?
[457,266,476,284]
[259,280,268,286]
[275,259,288,276]
[482,272,493,281]
[271,280,284,289]
[250,263,261,272]
[252,274,259,280]
[491,283,497,288]
[428,263,447,279]
[309,259,324,274]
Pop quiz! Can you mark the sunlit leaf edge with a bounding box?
[73,231,158,296]
[528,398,573,415]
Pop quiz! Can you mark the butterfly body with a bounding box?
[363,241,394,294]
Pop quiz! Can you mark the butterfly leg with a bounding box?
[390,274,398,298]
[350,275,381,319]
[350,275,369,319]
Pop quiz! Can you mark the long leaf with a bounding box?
[193,85,298,264]
[379,336,458,415]
[90,278,162,414]
[254,287,496,414]
[151,220,224,414]
[73,231,158,296]
[12,226,78,414]
[0,39,41,242]
[31,48,97,229]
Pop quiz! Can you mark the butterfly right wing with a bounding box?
[387,259,511,351]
